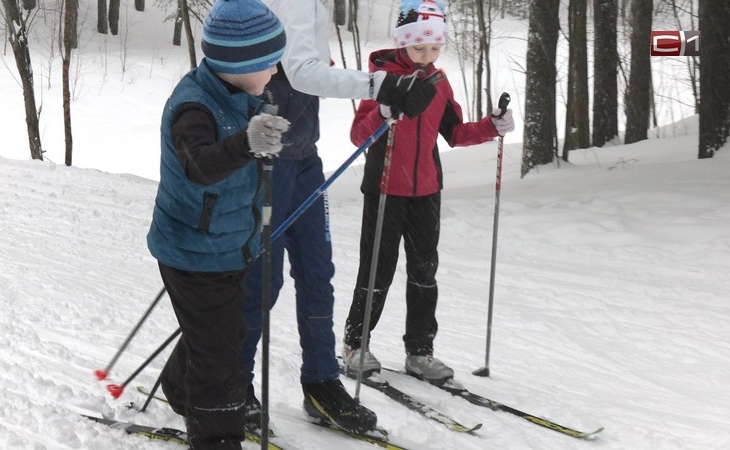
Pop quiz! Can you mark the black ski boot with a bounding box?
[243,384,262,431]
[302,379,377,434]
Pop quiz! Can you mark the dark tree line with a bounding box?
[521,0,729,176]
[4,0,729,168]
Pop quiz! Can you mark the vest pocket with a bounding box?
[198,192,218,232]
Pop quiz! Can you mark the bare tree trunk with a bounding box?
[592,0,618,147]
[522,0,559,177]
[68,0,78,48]
[97,0,108,34]
[563,0,590,160]
[108,0,119,35]
[485,0,493,114]
[62,0,74,166]
[475,0,491,118]
[334,0,345,26]
[669,0,699,114]
[348,0,362,70]
[698,0,730,158]
[624,0,652,144]
[475,43,484,120]
[2,0,43,160]
[180,0,196,68]
[333,0,356,114]
[173,9,182,46]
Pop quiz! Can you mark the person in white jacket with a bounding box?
[240,0,436,435]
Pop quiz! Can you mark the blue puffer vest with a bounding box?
[147,60,263,272]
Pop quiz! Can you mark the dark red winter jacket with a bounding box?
[352,48,501,197]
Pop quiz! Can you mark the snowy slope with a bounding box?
[2,125,730,449]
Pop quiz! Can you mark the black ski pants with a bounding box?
[344,192,440,356]
[157,262,248,450]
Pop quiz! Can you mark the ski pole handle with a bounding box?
[493,92,511,118]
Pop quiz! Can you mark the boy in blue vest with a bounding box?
[146,1,288,448]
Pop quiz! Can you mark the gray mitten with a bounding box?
[247,113,290,158]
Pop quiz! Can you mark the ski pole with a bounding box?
[354,121,398,401]
[137,371,163,413]
[111,107,394,404]
[94,287,167,381]
[473,92,511,378]
[259,157,275,449]
[107,327,181,398]
[353,70,445,398]
[106,120,392,398]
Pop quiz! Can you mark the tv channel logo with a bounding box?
[651,31,700,56]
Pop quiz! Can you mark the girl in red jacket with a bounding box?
[342,0,514,384]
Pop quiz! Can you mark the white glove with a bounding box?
[490,108,515,136]
[247,113,290,158]
[379,104,392,120]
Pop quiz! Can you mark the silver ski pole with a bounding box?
[473,92,511,378]
[354,119,398,401]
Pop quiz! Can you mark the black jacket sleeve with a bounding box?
[170,103,255,185]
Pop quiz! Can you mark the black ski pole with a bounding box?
[137,371,163,413]
[473,92,511,378]
[95,287,167,381]
[259,156,275,449]
[354,120,398,401]
[107,327,181,398]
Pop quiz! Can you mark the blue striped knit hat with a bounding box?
[202,0,286,74]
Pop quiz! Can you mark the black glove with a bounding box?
[376,72,436,118]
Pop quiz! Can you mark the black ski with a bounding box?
[307,418,412,450]
[134,385,277,439]
[82,412,285,449]
[338,359,482,433]
[384,367,604,439]
[82,414,188,444]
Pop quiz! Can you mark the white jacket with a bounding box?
[262,0,386,100]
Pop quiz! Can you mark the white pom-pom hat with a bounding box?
[393,0,448,49]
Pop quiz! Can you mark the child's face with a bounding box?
[218,65,279,96]
[405,43,443,68]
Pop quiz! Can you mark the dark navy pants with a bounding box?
[242,154,338,384]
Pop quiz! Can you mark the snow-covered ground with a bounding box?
[2,2,729,449]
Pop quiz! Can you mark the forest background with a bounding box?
[2,0,729,177]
